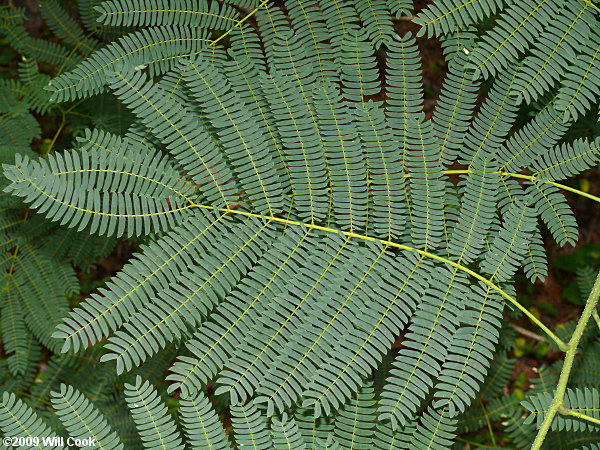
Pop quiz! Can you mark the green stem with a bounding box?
[480,399,497,446]
[563,408,600,427]
[14,391,53,407]
[531,270,600,449]
[543,180,600,204]
[55,29,97,76]
[44,116,65,155]
[443,170,600,204]
[583,0,600,14]
[593,309,600,331]
[191,204,569,351]
[210,0,270,47]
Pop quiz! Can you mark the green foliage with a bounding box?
[0,1,598,449]
[231,400,272,449]
[511,0,597,104]
[468,0,564,80]
[414,0,501,38]
[0,392,62,447]
[554,32,600,122]
[124,376,184,449]
[96,0,239,28]
[4,144,198,237]
[523,387,600,432]
[40,0,100,55]
[271,413,306,450]
[179,391,231,449]
[51,384,124,450]
[332,383,377,449]
[107,65,236,207]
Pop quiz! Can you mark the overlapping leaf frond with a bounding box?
[3,143,198,237]
[222,54,287,180]
[554,32,600,122]
[125,376,184,449]
[434,53,480,165]
[96,0,239,28]
[53,210,233,353]
[354,101,407,240]
[353,0,394,49]
[419,0,600,126]
[77,0,128,39]
[312,82,368,233]
[332,382,377,449]
[372,422,415,449]
[51,384,124,450]
[180,391,231,448]
[216,236,362,406]
[433,281,504,415]
[414,0,501,38]
[102,216,277,374]
[285,0,336,81]
[439,27,476,63]
[531,136,600,181]
[255,3,290,64]
[48,27,211,102]
[431,198,536,416]
[494,104,571,174]
[167,226,318,397]
[302,251,427,417]
[386,0,412,18]
[0,392,64,448]
[511,0,596,104]
[378,266,471,427]
[40,0,100,56]
[256,243,391,416]
[386,33,424,166]
[260,69,330,224]
[412,406,457,450]
[524,228,548,283]
[294,405,335,449]
[467,0,563,80]
[0,6,27,26]
[181,54,286,215]
[106,65,238,208]
[460,64,520,166]
[339,29,380,103]
[231,400,272,449]
[323,1,360,56]
[405,117,446,250]
[271,413,306,450]
[526,181,578,246]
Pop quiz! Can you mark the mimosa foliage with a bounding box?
[0,0,599,448]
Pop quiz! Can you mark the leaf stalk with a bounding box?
[562,408,600,426]
[531,270,600,449]
[189,203,569,350]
